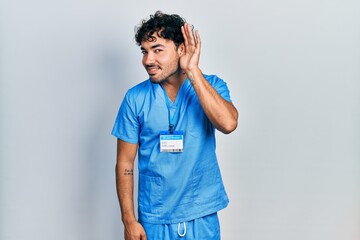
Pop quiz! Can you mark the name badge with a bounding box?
[159,130,184,152]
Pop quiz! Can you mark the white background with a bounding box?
[1,0,359,239]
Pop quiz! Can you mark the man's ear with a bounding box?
[178,43,185,56]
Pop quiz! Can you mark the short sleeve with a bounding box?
[208,75,232,102]
[111,91,139,144]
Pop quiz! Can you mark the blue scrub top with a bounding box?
[112,74,231,224]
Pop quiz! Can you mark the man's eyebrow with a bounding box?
[140,44,165,51]
[151,44,165,49]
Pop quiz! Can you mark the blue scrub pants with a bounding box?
[140,212,221,240]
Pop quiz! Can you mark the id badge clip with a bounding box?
[160,129,184,152]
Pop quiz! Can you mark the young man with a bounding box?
[112,11,238,240]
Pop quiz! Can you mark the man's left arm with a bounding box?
[180,23,238,134]
[189,68,238,134]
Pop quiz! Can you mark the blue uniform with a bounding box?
[112,74,231,225]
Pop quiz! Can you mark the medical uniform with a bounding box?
[112,74,231,238]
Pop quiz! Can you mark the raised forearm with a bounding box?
[180,24,238,134]
[187,68,238,134]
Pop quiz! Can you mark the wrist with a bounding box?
[185,67,202,83]
[185,66,200,75]
[122,215,137,226]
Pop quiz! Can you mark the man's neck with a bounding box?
[161,72,187,102]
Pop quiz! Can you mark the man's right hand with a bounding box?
[124,221,147,240]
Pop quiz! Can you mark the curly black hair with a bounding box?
[135,11,189,47]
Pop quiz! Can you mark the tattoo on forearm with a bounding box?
[124,169,133,176]
[188,73,196,86]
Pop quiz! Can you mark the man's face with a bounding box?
[140,34,182,83]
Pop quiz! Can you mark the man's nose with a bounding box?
[143,52,155,65]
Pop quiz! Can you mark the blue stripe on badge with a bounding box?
[160,135,183,140]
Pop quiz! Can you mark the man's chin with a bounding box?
[149,76,164,84]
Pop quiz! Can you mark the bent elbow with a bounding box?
[216,107,239,134]
[223,108,239,134]
[221,118,238,134]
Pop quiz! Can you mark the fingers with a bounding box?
[180,23,201,70]
[195,29,201,51]
[124,223,147,240]
[182,23,199,49]
[140,228,147,240]
[186,23,196,45]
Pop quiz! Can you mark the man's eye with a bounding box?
[141,51,147,55]
[154,49,162,53]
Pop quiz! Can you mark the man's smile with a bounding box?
[146,65,161,75]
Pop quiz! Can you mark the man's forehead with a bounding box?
[140,35,173,48]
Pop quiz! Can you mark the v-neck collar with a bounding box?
[156,78,189,106]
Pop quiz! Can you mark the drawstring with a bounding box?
[177,222,187,237]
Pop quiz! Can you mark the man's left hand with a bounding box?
[180,23,201,73]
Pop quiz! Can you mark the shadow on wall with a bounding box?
[83,46,137,239]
